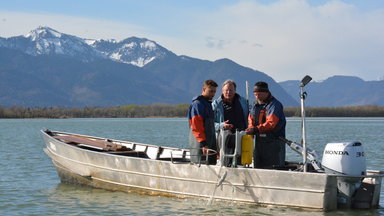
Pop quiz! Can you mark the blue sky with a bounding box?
[1,0,383,82]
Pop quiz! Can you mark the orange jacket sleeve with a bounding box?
[248,113,255,128]
[189,115,206,142]
[257,114,280,134]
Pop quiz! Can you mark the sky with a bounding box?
[1,0,384,82]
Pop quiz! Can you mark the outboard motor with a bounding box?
[321,141,366,208]
[322,141,366,176]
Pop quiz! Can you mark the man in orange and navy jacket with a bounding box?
[188,79,218,165]
[246,81,286,168]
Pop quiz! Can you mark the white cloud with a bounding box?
[170,0,384,81]
[0,11,148,40]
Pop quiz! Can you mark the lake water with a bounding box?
[0,117,383,215]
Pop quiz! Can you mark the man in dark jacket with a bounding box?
[246,81,286,168]
[188,79,218,165]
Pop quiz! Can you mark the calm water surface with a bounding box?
[0,117,383,215]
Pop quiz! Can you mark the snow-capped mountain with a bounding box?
[0,26,302,107]
[88,37,171,67]
[0,26,104,62]
[0,26,381,107]
[0,26,172,66]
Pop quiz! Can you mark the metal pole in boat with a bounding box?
[245,81,249,105]
[218,108,225,167]
[300,75,312,172]
[246,80,257,168]
[233,130,238,167]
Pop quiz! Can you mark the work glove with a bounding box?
[199,140,208,148]
[200,140,209,155]
[245,127,258,135]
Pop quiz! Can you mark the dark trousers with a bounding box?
[254,135,285,169]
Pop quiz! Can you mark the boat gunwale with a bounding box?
[45,130,188,152]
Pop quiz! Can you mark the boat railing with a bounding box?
[218,129,245,167]
[186,148,218,167]
[117,142,192,163]
[169,150,190,164]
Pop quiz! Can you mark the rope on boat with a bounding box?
[217,171,227,187]
[207,168,228,205]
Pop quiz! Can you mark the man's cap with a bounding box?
[253,81,269,92]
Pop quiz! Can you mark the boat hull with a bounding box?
[42,130,381,211]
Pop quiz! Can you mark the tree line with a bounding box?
[0,104,383,118]
[284,105,384,117]
[0,104,189,118]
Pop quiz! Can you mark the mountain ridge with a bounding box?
[279,75,384,107]
[1,26,382,107]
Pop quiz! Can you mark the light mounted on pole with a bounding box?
[300,75,312,172]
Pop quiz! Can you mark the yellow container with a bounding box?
[241,135,254,165]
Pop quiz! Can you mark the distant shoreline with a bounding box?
[284,105,384,117]
[0,104,383,118]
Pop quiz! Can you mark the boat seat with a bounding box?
[53,135,129,151]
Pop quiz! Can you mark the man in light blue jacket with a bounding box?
[212,80,249,166]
